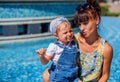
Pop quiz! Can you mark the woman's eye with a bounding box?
[83,22,88,25]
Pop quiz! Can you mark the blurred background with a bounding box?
[0,0,120,38]
[0,0,120,82]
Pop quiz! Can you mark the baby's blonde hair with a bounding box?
[55,21,71,35]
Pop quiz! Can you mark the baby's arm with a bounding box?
[36,48,51,65]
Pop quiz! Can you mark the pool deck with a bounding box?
[0,26,79,44]
[109,2,120,13]
[0,32,53,44]
[0,16,120,44]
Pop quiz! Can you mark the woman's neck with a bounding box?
[79,33,101,53]
[81,33,100,45]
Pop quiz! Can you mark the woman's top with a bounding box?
[75,33,105,82]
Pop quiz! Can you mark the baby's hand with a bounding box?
[36,48,46,58]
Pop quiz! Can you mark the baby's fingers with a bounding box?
[36,48,46,55]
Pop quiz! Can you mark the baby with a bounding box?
[36,17,80,82]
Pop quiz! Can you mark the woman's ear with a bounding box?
[96,15,100,25]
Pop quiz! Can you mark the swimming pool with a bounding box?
[0,16,120,82]
[0,37,54,82]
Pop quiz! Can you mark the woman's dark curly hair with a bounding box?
[74,0,101,24]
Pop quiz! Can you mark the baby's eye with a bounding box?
[69,30,73,33]
[63,32,67,34]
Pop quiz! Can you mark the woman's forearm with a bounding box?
[98,74,109,82]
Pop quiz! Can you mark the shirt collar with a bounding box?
[57,39,73,47]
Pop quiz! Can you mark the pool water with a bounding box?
[0,38,54,82]
[0,16,120,82]
[100,17,120,82]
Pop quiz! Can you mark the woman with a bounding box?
[74,0,113,82]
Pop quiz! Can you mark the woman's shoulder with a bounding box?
[74,33,80,44]
[100,38,113,54]
[103,41,113,58]
[75,33,80,37]
[104,42,113,52]
[74,33,80,41]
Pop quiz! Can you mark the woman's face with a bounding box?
[79,18,99,38]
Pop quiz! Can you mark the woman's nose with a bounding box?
[79,25,86,31]
[79,26,84,31]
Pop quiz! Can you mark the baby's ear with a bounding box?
[54,33,59,39]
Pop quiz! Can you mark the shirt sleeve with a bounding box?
[45,43,56,57]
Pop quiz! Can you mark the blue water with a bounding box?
[99,16,120,82]
[0,3,81,19]
[0,16,120,82]
[0,38,54,82]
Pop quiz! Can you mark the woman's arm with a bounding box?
[42,68,50,82]
[98,43,113,82]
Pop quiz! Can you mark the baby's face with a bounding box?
[56,22,73,45]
